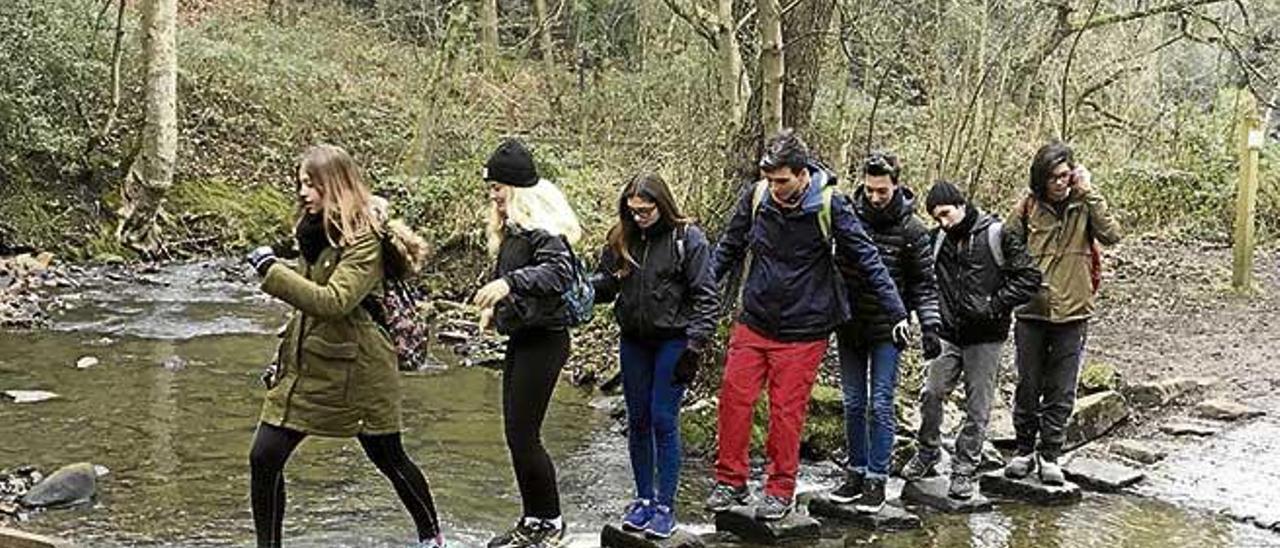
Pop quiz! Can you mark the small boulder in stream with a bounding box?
[808,497,922,531]
[900,477,992,513]
[1158,420,1219,437]
[1194,399,1265,422]
[979,471,1082,505]
[1065,390,1129,448]
[1110,440,1167,465]
[2,390,60,404]
[1124,377,1216,408]
[19,463,98,508]
[600,523,706,548]
[75,356,99,369]
[713,506,820,545]
[1063,457,1145,492]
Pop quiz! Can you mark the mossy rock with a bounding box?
[1078,360,1120,395]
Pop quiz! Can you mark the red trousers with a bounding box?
[714,323,827,498]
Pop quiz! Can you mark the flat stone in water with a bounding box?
[1159,420,1219,437]
[1063,457,1146,493]
[979,470,1081,505]
[600,524,706,548]
[808,497,922,531]
[713,506,820,545]
[1110,439,1167,465]
[19,463,96,508]
[0,526,71,548]
[1195,399,1265,422]
[899,477,992,513]
[2,390,60,404]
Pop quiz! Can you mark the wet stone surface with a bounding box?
[979,471,1082,506]
[1063,457,1146,493]
[600,524,706,548]
[713,506,820,545]
[807,497,922,531]
[899,477,993,513]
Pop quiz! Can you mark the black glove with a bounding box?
[921,328,942,360]
[246,246,277,276]
[673,347,701,386]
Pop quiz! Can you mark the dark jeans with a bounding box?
[620,337,687,508]
[836,330,900,479]
[503,328,570,519]
[1013,319,1087,460]
[248,423,440,548]
[916,339,1002,476]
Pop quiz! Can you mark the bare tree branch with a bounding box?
[660,0,718,45]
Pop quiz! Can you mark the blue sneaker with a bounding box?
[621,499,654,531]
[645,504,676,539]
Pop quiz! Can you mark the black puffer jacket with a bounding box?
[591,221,719,349]
[839,186,942,344]
[933,208,1042,345]
[491,225,575,335]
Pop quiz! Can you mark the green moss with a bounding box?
[1079,360,1120,395]
[166,179,294,252]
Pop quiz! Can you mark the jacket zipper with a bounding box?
[280,261,310,425]
[637,235,650,329]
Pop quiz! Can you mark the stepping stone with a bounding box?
[600,524,706,548]
[1158,421,1219,437]
[2,390,60,404]
[1063,457,1146,493]
[979,471,1082,506]
[1109,440,1166,465]
[1194,399,1265,422]
[713,506,820,545]
[0,527,71,548]
[899,477,992,513]
[20,463,97,508]
[1065,390,1129,448]
[808,497,922,531]
[1124,377,1217,408]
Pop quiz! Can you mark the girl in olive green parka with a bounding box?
[245,144,443,548]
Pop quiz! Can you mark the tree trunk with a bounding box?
[118,0,177,258]
[532,0,556,72]
[780,0,835,135]
[757,0,783,135]
[480,0,499,64]
[718,0,744,122]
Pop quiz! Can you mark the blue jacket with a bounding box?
[711,165,907,341]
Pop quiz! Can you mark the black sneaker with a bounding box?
[755,494,794,521]
[827,470,864,504]
[486,519,565,547]
[704,482,750,512]
[852,477,886,514]
[901,450,939,481]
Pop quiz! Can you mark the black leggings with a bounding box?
[249,422,441,548]
[502,328,571,519]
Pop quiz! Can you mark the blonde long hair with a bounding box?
[487,179,583,255]
[297,144,382,245]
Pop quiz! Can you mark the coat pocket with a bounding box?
[299,337,357,406]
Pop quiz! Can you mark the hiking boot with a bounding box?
[416,533,445,548]
[755,494,794,521]
[704,482,750,512]
[1038,454,1065,486]
[645,504,676,539]
[948,474,975,499]
[901,450,939,481]
[1004,453,1036,479]
[620,499,654,532]
[853,477,886,514]
[827,469,864,504]
[486,519,564,548]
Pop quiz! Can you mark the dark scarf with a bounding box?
[295,213,332,264]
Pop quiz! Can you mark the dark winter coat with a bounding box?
[710,164,907,342]
[591,221,719,349]
[933,208,1042,345]
[839,186,942,344]
[490,224,575,335]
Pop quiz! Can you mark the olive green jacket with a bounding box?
[1007,188,1122,323]
[258,230,401,437]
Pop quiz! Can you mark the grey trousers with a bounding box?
[1013,319,1087,460]
[916,339,1003,476]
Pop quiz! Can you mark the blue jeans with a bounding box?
[620,337,687,507]
[836,332,900,479]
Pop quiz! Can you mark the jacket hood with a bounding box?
[768,162,837,214]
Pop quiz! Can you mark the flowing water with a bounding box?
[1,262,1277,547]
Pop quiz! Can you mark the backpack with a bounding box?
[362,219,434,371]
[561,238,595,326]
[1019,196,1102,294]
[737,179,837,307]
[932,220,1005,268]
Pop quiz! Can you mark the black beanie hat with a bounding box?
[925,180,967,212]
[483,139,538,187]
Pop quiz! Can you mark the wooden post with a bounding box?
[1232,91,1263,291]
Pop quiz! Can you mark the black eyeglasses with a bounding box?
[628,204,658,218]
